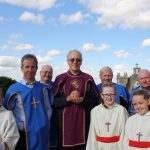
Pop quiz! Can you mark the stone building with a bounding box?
[117,63,141,93]
[116,72,128,87]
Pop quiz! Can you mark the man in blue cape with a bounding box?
[97,66,130,111]
[39,64,57,149]
[3,54,53,150]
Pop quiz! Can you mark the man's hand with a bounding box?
[67,91,83,104]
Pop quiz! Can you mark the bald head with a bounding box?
[41,65,53,72]
[40,65,53,84]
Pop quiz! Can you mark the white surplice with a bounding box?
[124,111,150,150]
[0,106,19,150]
[86,103,128,150]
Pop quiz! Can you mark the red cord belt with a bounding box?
[129,140,150,148]
[96,135,120,143]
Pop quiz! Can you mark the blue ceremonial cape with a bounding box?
[3,82,49,150]
[97,82,130,110]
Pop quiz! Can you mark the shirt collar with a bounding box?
[40,80,49,86]
[20,78,36,87]
[100,103,118,109]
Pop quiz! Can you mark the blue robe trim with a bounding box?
[3,81,49,150]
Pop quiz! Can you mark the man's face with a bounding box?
[100,70,113,85]
[21,58,37,83]
[40,66,53,84]
[138,71,150,89]
[67,51,82,74]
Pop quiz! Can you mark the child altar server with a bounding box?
[86,83,128,150]
[124,90,150,149]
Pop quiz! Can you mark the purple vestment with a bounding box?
[52,71,100,147]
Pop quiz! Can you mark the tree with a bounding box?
[0,76,16,97]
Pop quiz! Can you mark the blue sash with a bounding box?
[4,82,49,150]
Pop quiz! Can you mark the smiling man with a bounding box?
[97,66,130,111]
[40,64,53,88]
[129,69,150,115]
[52,49,101,150]
[3,54,53,150]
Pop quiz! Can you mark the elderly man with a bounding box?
[129,69,150,115]
[52,49,100,150]
[3,54,53,150]
[40,65,53,88]
[40,64,57,150]
[0,88,19,150]
[97,66,130,111]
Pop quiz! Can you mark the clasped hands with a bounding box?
[66,90,83,104]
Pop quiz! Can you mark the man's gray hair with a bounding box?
[100,66,113,76]
[67,49,82,60]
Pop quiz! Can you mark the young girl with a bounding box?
[124,90,150,149]
[86,83,128,150]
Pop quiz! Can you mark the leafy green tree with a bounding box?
[0,76,16,97]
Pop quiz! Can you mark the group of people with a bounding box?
[0,49,150,150]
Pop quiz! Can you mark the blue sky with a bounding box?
[0,0,150,84]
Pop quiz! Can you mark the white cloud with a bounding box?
[114,50,131,58]
[0,66,21,81]
[0,33,34,52]
[47,49,61,56]
[82,43,95,51]
[82,43,109,51]
[138,52,143,57]
[113,64,133,81]
[53,61,67,73]
[14,43,33,51]
[81,64,100,83]
[145,58,150,62]
[37,55,53,66]
[0,56,33,81]
[142,39,150,47]
[8,33,22,41]
[79,0,150,29]
[0,16,11,24]
[96,44,109,51]
[0,16,6,23]
[19,12,45,24]
[0,44,10,51]
[0,56,19,67]
[0,54,60,81]
[0,0,56,11]
[59,11,89,24]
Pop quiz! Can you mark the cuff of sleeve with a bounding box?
[0,143,5,150]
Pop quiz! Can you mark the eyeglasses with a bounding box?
[68,58,82,63]
[102,93,116,98]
